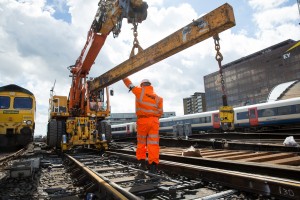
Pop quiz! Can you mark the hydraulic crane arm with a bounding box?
[68,0,148,115]
[89,3,235,92]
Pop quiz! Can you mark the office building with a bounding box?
[204,39,300,111]
[183,92,206,114]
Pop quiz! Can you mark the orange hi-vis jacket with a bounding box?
[123,78,163,118]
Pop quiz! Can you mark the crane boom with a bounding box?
[89,3,235,92]
[68,0,148,116]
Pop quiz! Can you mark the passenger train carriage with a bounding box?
[0,84,36,147]
[111,97,300,138]
[234,97,300,131]
[111,122,137,139]
[159,111,220,134]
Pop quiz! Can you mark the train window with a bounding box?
[200,117,206,123]
[206,116,211,123]
[192,118,200,124]
[278,106,292,115]
[13,97,33,109]
[213,115,220,122]
[261,108,276,117]
[169,121,173,126]
[112,127,126,131]
[296,104,300,113]
[0,96,10,109]
[186,119,192,124]
[237,112,248,120]
[249,109,256,119]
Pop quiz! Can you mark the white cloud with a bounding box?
[147,0,164,7]
[249,0,289,10]
[252,4,298,30]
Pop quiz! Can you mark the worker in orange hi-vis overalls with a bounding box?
[123,77,163,175]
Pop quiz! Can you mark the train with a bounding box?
[111,97,300,139]
[111,122,137,139]
[0,84,36,147]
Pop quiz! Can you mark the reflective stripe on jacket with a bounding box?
[123,77,163,118]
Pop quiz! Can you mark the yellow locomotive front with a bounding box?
[0,84,36,147]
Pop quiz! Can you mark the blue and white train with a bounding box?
[111,122,137,139]
[111,97,300,138]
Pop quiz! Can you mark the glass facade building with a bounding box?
[204,39,300,111]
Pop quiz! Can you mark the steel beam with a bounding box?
[89,3,235,91]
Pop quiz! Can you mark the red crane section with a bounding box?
[68,31,107,115]
[67,0,148,116]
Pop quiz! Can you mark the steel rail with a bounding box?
[107,151,300,200]
[93,168,143,200]
[65,154,135,200]
[109,148,300,181]
[159,137,300,152]
[113,135,300,152]
[0,148,26,168]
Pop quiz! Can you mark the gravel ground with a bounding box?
[0,143,84,200]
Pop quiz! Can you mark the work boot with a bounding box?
[135,171,146,179]
[138,159,147,170]
[135,159,147,179]
[149,162,158,174]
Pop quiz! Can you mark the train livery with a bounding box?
[111,122,137,139]
[111,97,300,138]
[0,84,36,147]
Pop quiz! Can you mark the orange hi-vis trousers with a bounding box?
[136,117,160,164]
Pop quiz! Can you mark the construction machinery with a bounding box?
[48,0,235,151]
[47,0,148,151]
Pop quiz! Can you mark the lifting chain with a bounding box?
[213,34,227,106]
[130,22,143,58]
[213,34,234,131]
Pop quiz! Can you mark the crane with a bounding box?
[48,1,236,151]
[48,0,148,150]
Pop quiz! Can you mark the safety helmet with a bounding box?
[140,79,151,86]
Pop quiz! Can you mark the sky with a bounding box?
[0,0,299,136]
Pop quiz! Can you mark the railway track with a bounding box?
[109,144,300,179]
[117,132,300,152]
[161,137,300,152]
[61,142,300,200]
[0,141,299,199]
[0,147,26,169]
[188,132,300,141]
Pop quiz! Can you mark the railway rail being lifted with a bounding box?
[47,1,236,151]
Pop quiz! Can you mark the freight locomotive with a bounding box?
[0,84,36,147]
[111,97,300,138]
